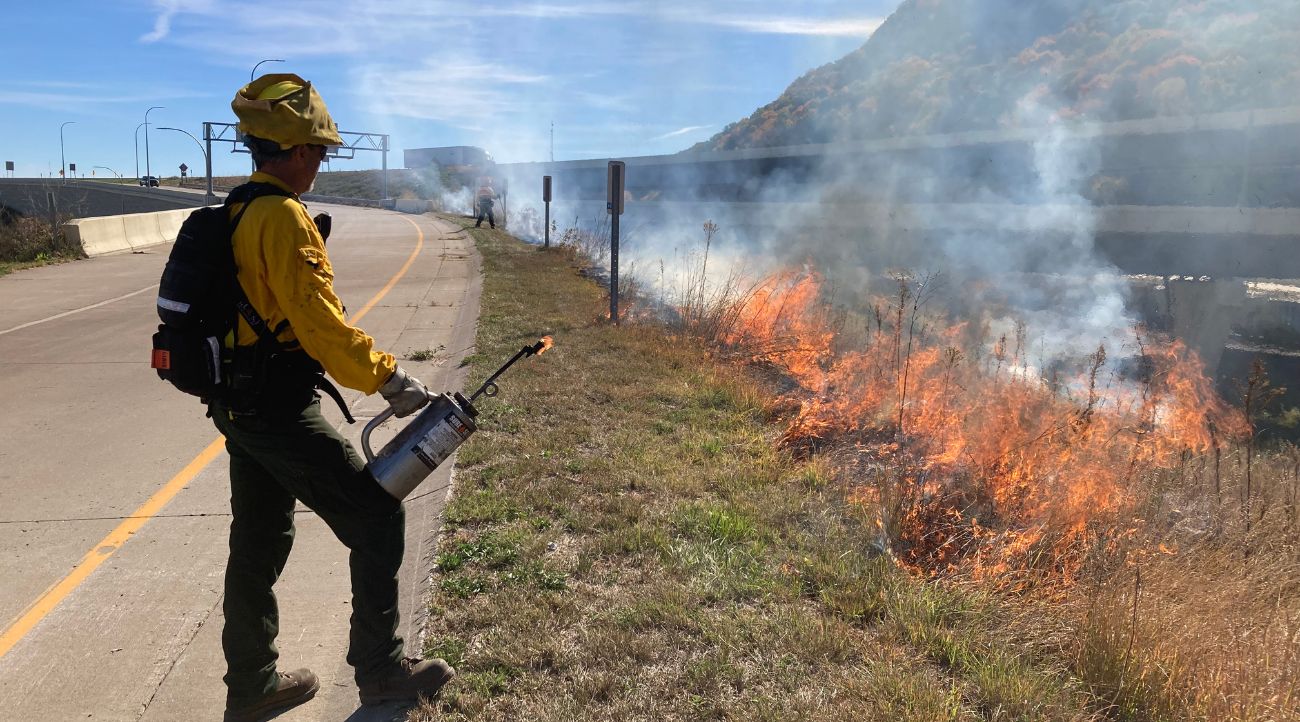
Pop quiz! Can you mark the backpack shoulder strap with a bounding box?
[223,182,295,348]
[225,182,293,229]
[221,182,355,424]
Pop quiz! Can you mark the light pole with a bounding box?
[60,121,76,183]
[134,121,148,180]
[248,61,284,172]
[93,166,121,178]
[251,58,285,81]
[158,127,216,204]
[144,105,164,187]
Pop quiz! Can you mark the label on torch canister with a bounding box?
[410,412,474,470]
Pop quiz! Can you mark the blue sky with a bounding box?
[2,1,897,179]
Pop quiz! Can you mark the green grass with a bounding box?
[407,345,444,362]
[0,257,63,278]
[411,217,1101,721]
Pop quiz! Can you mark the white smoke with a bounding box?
[936,98,1135,362]
[498,86,1149,373]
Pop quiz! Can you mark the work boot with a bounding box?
[357,657,455,705]
[224,668,319,722]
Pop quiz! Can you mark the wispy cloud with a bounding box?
[572,91,638,114]
[356,59,550,127]
[137,1,881,55]
[120,0,885,160]
[140,11,172,42]
[0,86,210,113]
[704,15,884,37]
[140,0,217,43]
[474,3,884,37]
[650,124,712,142]
[13,80,101,90]
[137,0,387,55]
[477,2,633,19]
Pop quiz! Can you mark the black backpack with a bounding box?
[150,184,355,422]
[149,183,291,398]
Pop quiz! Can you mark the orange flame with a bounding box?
[537,336,554,355]
[707,268,1249,582]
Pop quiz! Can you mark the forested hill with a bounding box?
[691,0,1298,151]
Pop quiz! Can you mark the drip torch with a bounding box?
[361,336,553,500]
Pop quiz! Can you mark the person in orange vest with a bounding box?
[474,183,496,228]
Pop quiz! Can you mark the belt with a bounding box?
[218,372,356,425]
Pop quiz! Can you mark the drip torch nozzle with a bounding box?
[468,336,554,402]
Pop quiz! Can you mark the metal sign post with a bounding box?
[607,161,625,325]
[379,133,389,203]
[542,175,552,248]
[202,122,215,202]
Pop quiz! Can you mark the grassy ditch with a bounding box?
[411,219,1102,721]
[0,214,84,277]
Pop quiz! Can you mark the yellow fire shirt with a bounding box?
[228,172,396,394]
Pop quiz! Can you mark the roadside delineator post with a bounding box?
[542,175,552,248]
[607,161,625,325]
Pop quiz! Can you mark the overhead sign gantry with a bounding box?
[201,122,392,204]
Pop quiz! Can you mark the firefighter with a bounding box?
[474,182,496,228]
[217,74,454,721]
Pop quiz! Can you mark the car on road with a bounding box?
[138,176,160,187]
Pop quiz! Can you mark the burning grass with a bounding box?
[415,218,1110,720]
[702,270,1252,578]
[415,216,1298,721]
[676,266,1300,721]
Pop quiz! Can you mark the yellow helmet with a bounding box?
[258,80,304,101]
[232,73,344,149]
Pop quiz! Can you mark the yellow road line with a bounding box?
[0,440,225,658]
[0,215,428,660]
[348,216,425,324]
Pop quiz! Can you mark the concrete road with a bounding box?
[0,204,481,721]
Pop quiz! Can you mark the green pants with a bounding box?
[210,398,405,705]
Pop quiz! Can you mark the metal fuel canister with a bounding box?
[361,392,478,500]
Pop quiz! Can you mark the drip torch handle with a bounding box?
[468,341,545,401]
[361,407,396,463]
[361,389,440,462]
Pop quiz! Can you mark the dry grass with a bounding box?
[412,215,1300,721]
[1053,450,1300,722]
[662,263,1300,721]
[411,217,1104,721]
[0,214,84,275]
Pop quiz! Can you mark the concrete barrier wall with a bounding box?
[63,206,206,257]
[393,199,433,214]
[63,198,428,257]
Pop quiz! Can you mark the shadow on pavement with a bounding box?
[344,701,416,721]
